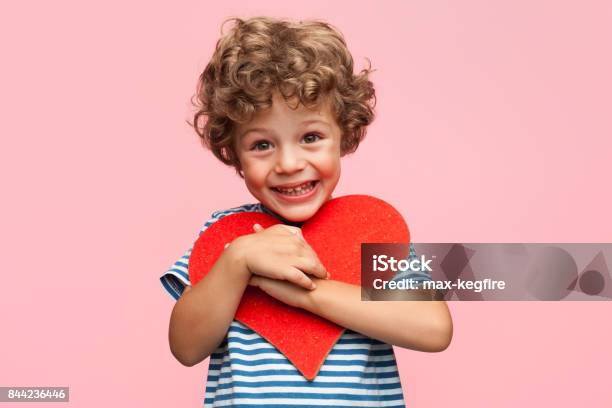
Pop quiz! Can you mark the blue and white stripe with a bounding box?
[160,203,431,407]
[202,322,406,407]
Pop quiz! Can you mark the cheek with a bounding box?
[316,149,341,179]
[242,160,269,188]
[323,159,340,180]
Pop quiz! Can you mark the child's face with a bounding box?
[235,92,342,222]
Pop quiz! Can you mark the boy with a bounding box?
[161,16,452,407]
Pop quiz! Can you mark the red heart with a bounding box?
[188,195,409,380]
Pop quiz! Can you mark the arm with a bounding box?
[250,277,453,352]
[168,224,327,367]
[306,279,452,352]
[168,245,250,367]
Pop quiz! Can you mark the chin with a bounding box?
[278,208,318,223]
[272,201,325,223]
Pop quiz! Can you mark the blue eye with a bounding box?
[251,140,272,151]
[302,133,321,144]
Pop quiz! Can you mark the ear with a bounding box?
[236,164,245,179]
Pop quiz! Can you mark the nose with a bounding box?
[274,145,306,175]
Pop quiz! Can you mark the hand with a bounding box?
[229,223,328,290]
[248,275,321,309]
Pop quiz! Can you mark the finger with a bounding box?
[293,227,305,240]
[278,224,303,237]
[248,276,261,287]
[293,256,328,279]
[292,242,327,279]
[284,266,316,290]
[253,223,264,232]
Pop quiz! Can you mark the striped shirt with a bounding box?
[160,203,432,407]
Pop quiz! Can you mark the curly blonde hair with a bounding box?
[192,16,376,174]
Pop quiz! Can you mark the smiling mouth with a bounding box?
[272,181,318,196]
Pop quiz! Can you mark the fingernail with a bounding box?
[224,243,230,249]
[326,272,331,279]
[311,282,317,290]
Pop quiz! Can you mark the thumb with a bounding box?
[281,225,303,238]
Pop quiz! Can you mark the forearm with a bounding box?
[305,279,453,352]
[168,247,250,366]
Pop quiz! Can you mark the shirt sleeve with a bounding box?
[159,210,227,301]
[391,242,432,283]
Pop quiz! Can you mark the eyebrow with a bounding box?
[301,119,331,128]
[239,119,331,140]
[239,127,271,140]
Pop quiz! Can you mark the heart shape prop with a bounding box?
[189,195,410,380]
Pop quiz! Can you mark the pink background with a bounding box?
[2,0,611,406]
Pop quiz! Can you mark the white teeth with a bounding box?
[275,181,315,196]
